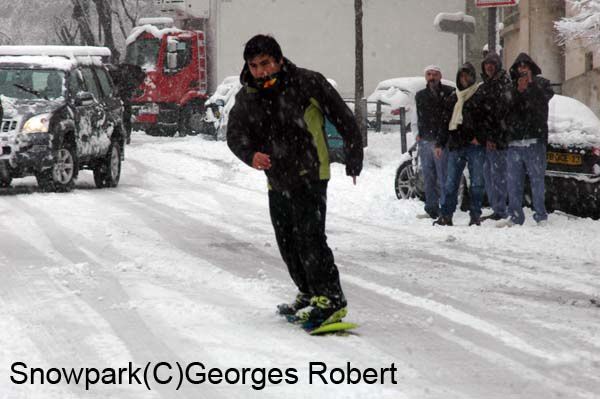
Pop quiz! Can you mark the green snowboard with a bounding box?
[308,321,358,335]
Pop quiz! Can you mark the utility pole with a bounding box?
[354,0,367,147]
[488,7,497,54]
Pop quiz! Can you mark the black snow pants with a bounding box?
[268,179,346,305]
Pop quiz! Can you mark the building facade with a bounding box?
[203,0,464,97]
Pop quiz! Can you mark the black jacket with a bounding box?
[438,62,487,150]
[415,82,454,143]
[479,53,512,148]
[227,58,363,191]
[505,53,554,143]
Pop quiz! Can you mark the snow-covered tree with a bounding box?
[555,0,600,48]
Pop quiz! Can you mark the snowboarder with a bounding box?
[227,34,363,327]
[413,65,454,220]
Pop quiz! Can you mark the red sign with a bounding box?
[476,0,518,7]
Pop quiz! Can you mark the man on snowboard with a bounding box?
[227,35,363,326]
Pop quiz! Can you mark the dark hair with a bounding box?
[243,34,283,62]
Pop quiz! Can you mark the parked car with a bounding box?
[0,46,125,191]
[207,76,346,163]
[367,77,455,126]
[395,94,600,219]
[202,75,242,139]
[545,94,600,218]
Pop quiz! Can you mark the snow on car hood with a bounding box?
[1,95,64,122]
[548,95,600,147]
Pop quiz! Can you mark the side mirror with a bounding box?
[74,91,95,106]
[167,39,178,53]
[167,53,178,70]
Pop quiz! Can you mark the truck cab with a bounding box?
[126,18,208,136]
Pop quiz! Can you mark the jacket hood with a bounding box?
[481,52,503,81]
[456,62,477,90]
[239,57,296,89]
[509,52,542,80]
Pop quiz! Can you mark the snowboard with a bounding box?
[284,314,358,335]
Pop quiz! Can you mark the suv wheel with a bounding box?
[395,160,424,200]
[93,141,121,188]
[179,104,206,137]
[0,178,11,188]
[36,142,76,192]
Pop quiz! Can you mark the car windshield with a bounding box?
[125,38,160,71]
[0,68,65,100]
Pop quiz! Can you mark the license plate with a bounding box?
[547,151,582,165]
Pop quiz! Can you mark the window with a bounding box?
[68,69,84,97]
[125,38,160,70]
[585,52,594,73]
[81,67,101,101]
[95,67,114,98]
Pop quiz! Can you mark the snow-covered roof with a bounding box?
[0,46,110,58]
[0,46,110,70]
[126,25,183,45]
[0,56,75,70]
[137,17,175,27]
[548,94,600,147]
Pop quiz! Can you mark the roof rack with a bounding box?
[0,46,111,59]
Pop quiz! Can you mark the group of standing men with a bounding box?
[415,52,555,227]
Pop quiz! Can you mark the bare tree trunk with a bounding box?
[119,0,139,27]
[93,0,120,62]
[72,0,96,45]
[354,0,367,146]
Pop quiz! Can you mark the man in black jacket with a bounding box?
[479,53,511,221]
[434,62,487,226]
[497,53,554,227]
[414,65,454,219]
[227,35,363,326]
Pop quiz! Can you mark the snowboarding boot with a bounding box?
[277,292,311,316]
[294,295,347,329]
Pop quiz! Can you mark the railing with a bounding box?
[343,98,410,153]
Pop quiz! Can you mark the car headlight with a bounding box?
[22,113,51,134]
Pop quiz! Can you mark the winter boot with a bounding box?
[433,215,453,226]
[277,292,311,316]
[469,216,481,226]
[481,212,503,222]
[294,296,347,327]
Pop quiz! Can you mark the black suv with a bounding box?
[0,46,124,191]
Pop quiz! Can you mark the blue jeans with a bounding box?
[506,142,547,224]
[441,144,486,218]
[483,149,508,218]
[418,140,447,217]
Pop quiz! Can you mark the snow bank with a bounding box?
[548,95,600,147]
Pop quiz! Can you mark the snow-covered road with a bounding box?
[1,132,599,399]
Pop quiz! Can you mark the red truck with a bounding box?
[125,17,208,136]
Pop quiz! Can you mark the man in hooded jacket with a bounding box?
[227,35,363,326]
[434,62,487,226]
[479,52,512,221]
[497,53,554,227]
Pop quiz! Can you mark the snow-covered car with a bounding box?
[202,75,242,139]
[0,46,125,191]
[394,94,600,219]
[367,77,455,126]
[546,95,600,218]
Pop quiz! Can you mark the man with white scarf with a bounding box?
[434,62,487,226]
